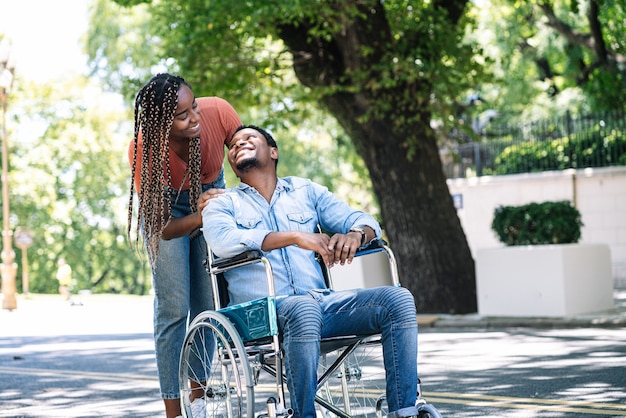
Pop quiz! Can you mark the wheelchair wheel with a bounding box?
[317,336,386,418]
[180,311,254,418]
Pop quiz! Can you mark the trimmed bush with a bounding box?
[491,201,583,246]
[492,129,626,175]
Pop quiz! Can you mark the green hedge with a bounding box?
[492,129,626,175]
[491,201,583,246]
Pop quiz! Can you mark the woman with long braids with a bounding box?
[127,73,241,418]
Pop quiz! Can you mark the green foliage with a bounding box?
[492,127,626,175]
[85,0,161,101]
[467,0,626,125]
[7,78,150,295]
[491,201,583,246]
[92,0,485,146]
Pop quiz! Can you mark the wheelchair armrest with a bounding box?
[351,238,401,287]
[213,238,386,268]
[355,238,388,257]
[211,250,264,270]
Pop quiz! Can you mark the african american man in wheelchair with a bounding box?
[202,125,422,418]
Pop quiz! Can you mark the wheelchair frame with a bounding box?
[179,239,442,418]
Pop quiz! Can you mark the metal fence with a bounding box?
[441,109,626,179]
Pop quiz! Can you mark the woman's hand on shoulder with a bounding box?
[198,188,225,213]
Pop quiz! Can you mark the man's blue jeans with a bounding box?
[276,286,419,418]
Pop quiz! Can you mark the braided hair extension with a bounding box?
[127,73,202,264]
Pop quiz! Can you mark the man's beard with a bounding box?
[236,157,259,173]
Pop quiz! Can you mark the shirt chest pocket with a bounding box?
[236,216,262,229]
[287,211,317,232]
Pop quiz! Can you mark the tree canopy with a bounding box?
[6,77,150,295]
[468,0,625,123]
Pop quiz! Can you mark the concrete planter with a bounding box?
[476,243,613,317]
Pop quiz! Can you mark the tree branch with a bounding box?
[537,0,625,65]
[587,0,608,65]
[537,1,591,47]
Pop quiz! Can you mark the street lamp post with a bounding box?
[15,227,34,296]
[0,42,17,310]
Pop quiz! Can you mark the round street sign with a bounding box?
[14,227,34,249]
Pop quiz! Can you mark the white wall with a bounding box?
[447,166,626,287]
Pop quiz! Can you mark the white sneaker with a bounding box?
[190,397,232,418]
[190,397,206,417]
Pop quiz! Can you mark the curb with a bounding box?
[416,289,626,329]
[417,313,626,329]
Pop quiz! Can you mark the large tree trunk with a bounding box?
[324,96,476,313]
[278,1,477,313]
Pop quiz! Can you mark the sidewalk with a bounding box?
[416,289,626,329]
[2,290,625,335]
[0,293,155,337]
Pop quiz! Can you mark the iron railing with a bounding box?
[441,109,626,179]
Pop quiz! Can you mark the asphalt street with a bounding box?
[417,327,626,417]
[1,294,161,417]
[1,293,625,418]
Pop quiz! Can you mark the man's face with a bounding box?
[227,128,277,174]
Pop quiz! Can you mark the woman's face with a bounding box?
[168,84,201,142]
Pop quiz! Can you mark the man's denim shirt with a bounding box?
[202,176,382,306]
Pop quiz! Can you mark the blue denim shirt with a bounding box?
[202,176,382,305]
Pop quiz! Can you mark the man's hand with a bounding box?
[292,231,360,267]
[262,230,361,267]
[292,232,332,264]
[327,232,362,267]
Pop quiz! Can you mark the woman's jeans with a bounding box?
[276,286,419,418]
[151,173,224,400]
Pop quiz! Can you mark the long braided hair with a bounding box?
[127,73,202,263]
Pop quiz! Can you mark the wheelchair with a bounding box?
[179,238,442,418]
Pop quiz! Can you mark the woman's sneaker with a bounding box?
[190,397,231,418]
[190,397,206,417]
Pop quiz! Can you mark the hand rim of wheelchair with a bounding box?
[179,310,255,418]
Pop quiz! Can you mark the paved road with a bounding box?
[418,327,626,417]
[0,294,162,417]
[1,294,625,417]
